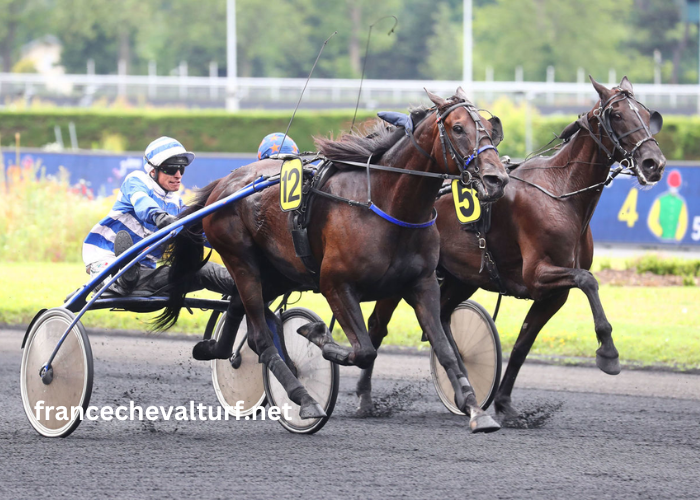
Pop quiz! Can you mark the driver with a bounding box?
[257,132,299,159]
[82,136,235,296]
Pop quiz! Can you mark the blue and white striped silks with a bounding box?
[82,170,183,270]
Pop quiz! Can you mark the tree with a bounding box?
[0,0,50,72]
[627,0,693,84]
[472,0,637,82]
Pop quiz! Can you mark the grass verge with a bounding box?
[2,262,699,369]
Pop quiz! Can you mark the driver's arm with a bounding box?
[121,175,169,227]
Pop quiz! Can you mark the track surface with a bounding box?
[2,328,699,499]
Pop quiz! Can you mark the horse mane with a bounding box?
[314,107,432,165]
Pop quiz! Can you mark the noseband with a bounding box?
[435,102,499,184]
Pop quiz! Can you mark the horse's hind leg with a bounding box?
[219,252,325,418]
[494,292,568,420]
[356,296,402,414]
[193,291,245,360]
[405,275,499,433]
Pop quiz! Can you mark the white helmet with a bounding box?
[143,136,195,173]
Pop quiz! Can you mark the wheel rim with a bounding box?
[265,308,337,433]
[431,301,500,414]
[211,314,266,418]
[20,309,92,438]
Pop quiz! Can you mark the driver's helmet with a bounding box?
[258,133,299,160]
[144,136,195,173]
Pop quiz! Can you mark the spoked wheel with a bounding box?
[210,313,267,418]
[20,308,93,437]
[430,300,502,414]
[263,308,339,434]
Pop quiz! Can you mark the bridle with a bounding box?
[509,89,663,200]
[404,100,501,188]
[578,88,662,183]
[435,101,500,185]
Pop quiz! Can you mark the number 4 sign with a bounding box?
[617,187,639,228]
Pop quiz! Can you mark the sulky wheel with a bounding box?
[430,300,502,414]
[211,312,267,418]
[263,308,339,434]
[20,308,94,438]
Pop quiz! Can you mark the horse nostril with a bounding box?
[642,158,658,171]
[483,175,503,188]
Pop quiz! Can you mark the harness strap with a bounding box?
[509,166,624,200]
[310,187,437,228]
[407,127,438,164]
[369,204,437,228]
[331,159,461,180]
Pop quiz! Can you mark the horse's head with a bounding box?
[589,76,666,186]
[425,87,509,202]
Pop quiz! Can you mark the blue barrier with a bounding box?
[1,149,255,198]
[590,163,700,247]
[3,150,700,247]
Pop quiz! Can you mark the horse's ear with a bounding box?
[488,116,504,146]
[424,88,446,108]
[649,110,663,134]
[589,75,611,100]
[619,76,634,94]
[559,121,581,141]
[454,86,473,105]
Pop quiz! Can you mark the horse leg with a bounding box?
[299,282,377,368]
[220,256,325,418]
[573,269,620,374]
[355,296,402,415]
[193,291,245,360]
[438,273,479,378]
[526,264,620,375]
[494,292,568,420]
[404,275,499,433]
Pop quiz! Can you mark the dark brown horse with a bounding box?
[158,88,510,431]
[361,77,666,421]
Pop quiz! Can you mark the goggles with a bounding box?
[158,164,186,176]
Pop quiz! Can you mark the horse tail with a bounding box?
[152,179,220,331]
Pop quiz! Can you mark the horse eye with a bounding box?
[613,112,622,120]
[452,124,464,134]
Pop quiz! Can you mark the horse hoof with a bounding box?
[297,321,332,347]
[192,339,227,361]
[469,414,501,434]
[356,394,373,416]
[596,352,621,375]
[299,401,327,420]
[495,400,519,421]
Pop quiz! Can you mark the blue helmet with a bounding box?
[257,133,299,160]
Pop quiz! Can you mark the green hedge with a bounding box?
[0,109,377,154]
[0,107,698,160]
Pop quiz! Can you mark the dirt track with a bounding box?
[2,328,700,499]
